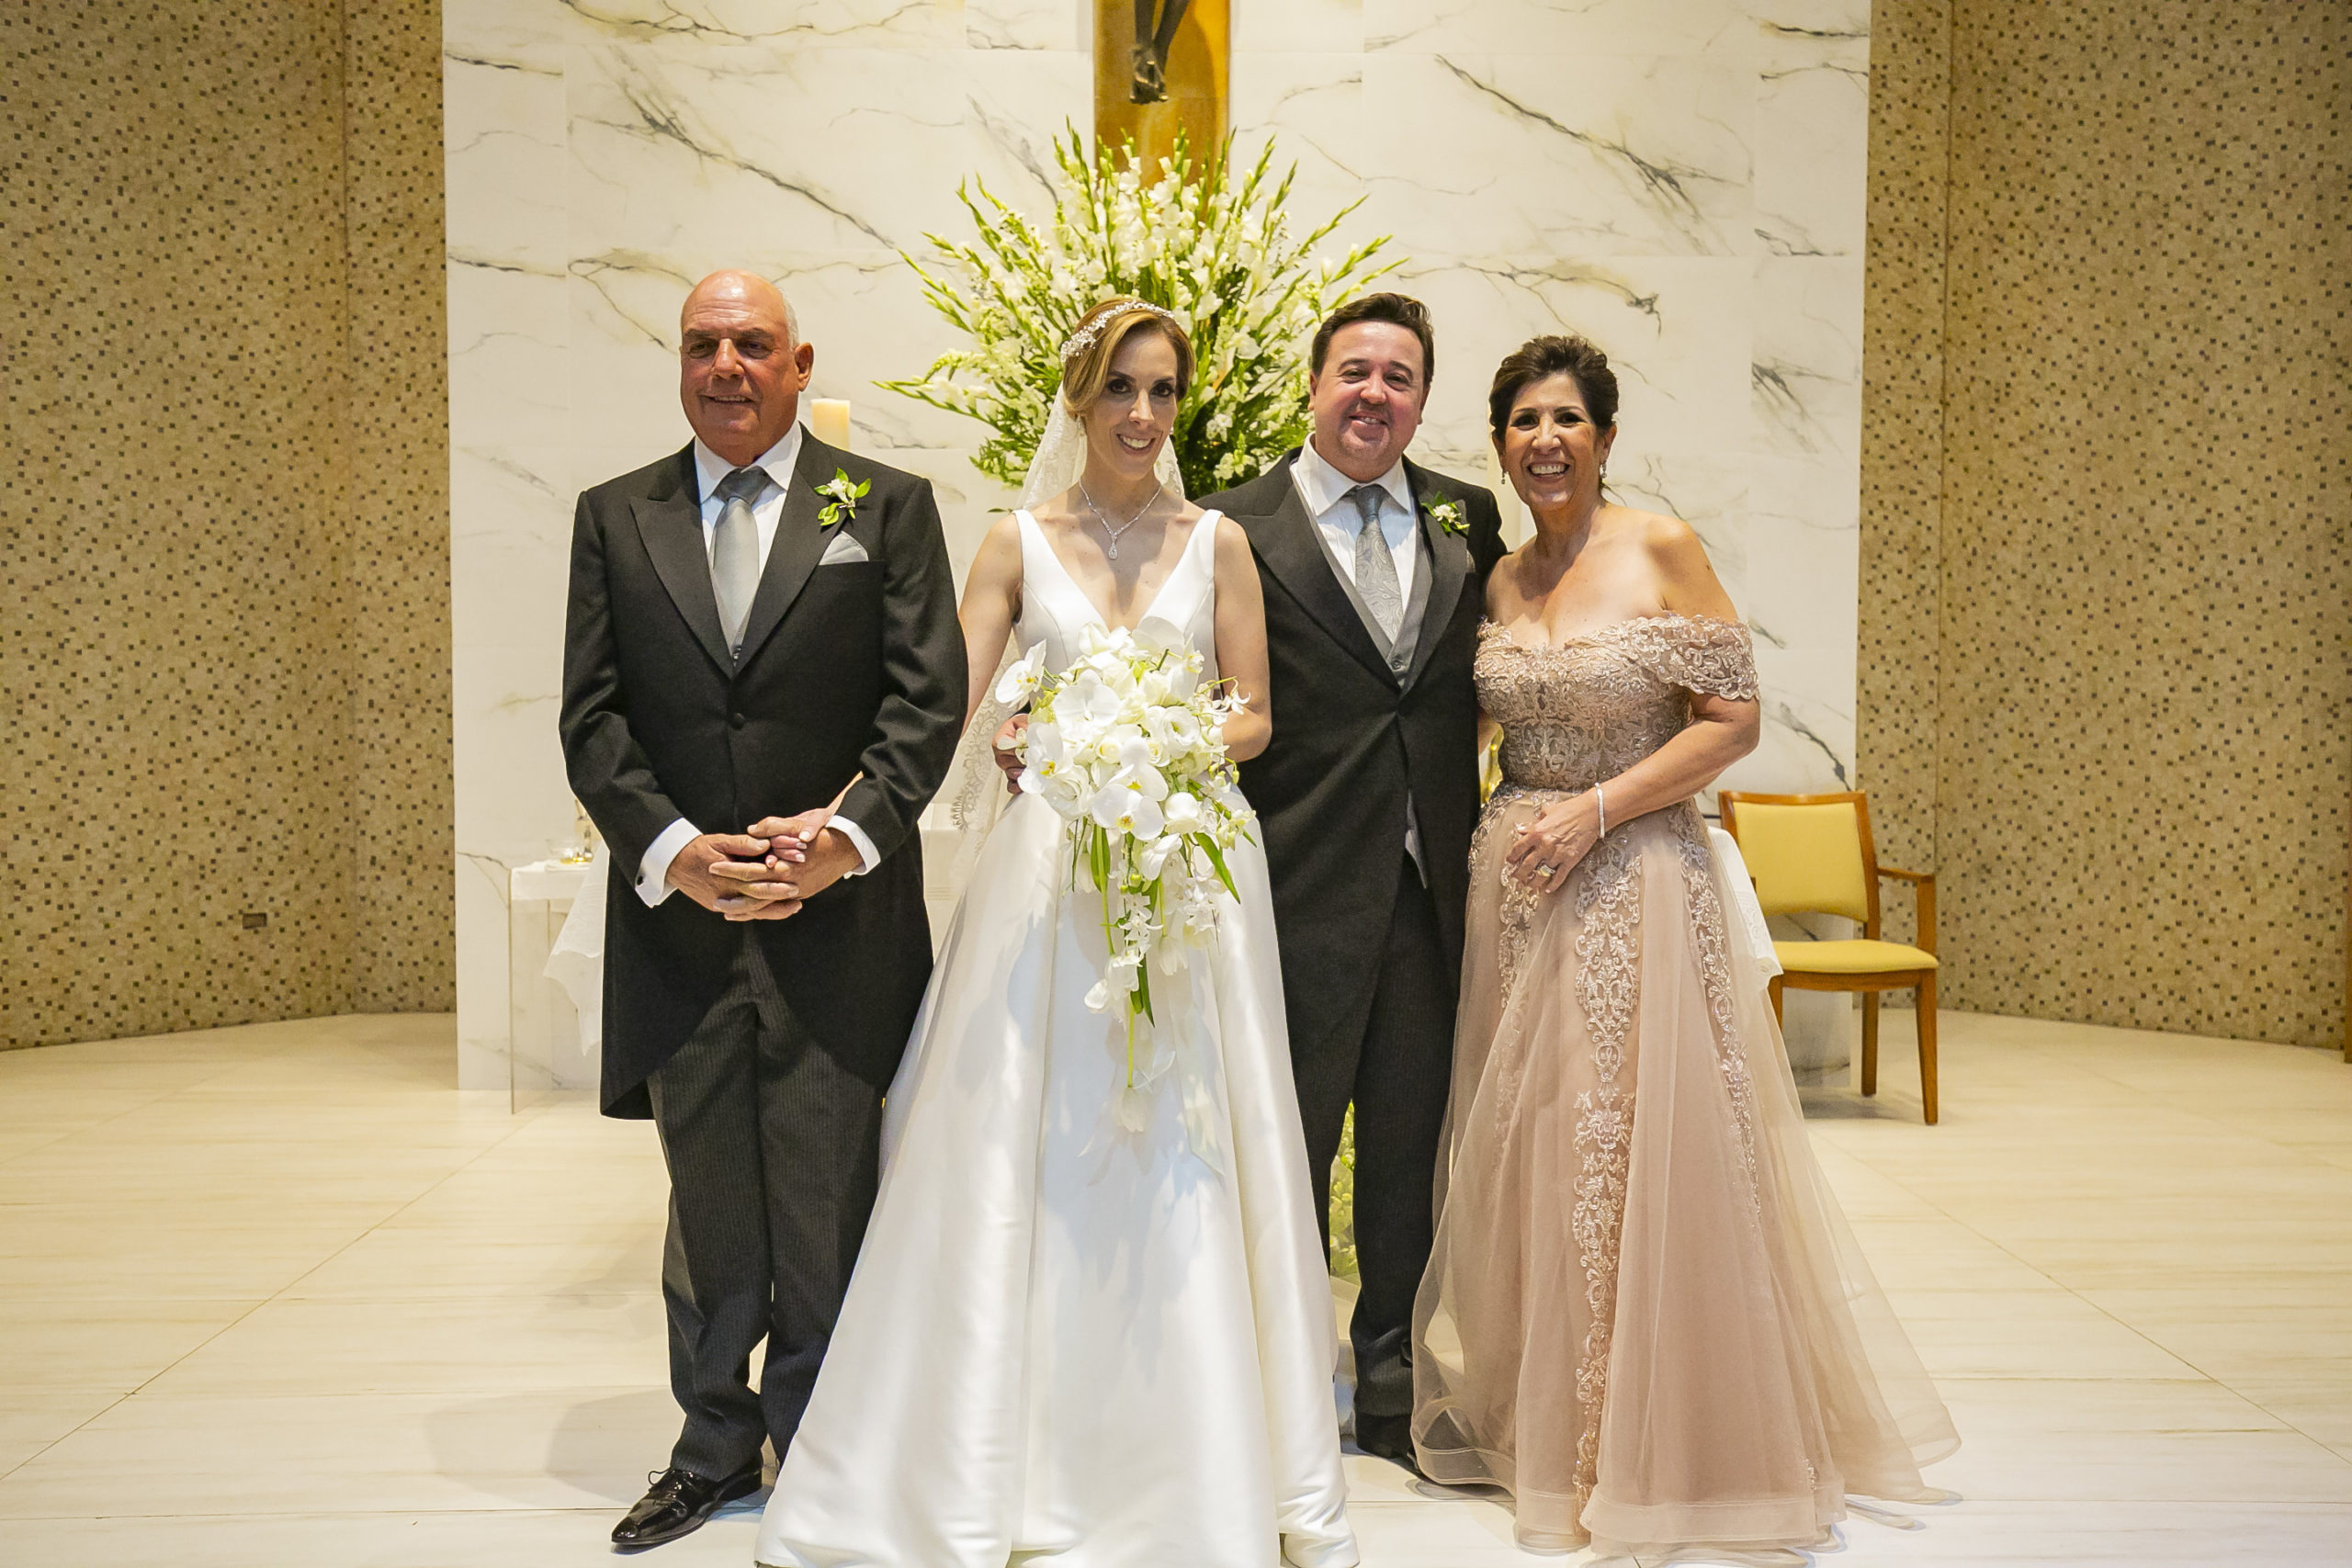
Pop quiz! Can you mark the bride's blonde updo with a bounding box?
[1057,299,1195,416]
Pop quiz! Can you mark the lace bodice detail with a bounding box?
[1478,615,1758,791]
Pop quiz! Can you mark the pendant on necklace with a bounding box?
[1107,541,1119,559]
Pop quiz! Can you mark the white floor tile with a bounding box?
[3,1009,2348,1566]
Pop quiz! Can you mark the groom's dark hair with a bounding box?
[1309,292,1436,386]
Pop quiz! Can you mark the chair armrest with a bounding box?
[1876,867,1935,954]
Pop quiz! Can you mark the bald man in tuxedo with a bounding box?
[560,271,965,1548]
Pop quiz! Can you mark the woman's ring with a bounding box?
[1537,864,1555,879]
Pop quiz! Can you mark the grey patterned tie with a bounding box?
[1348,483,1404,641]
[710,465,766,655]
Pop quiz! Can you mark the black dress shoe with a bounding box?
[611,1465,763,1551]
[1352,1410,1424,1477]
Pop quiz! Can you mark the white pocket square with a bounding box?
[819,531,870,566]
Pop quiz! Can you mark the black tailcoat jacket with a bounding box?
[1204,450,1507,1063]
[560,435,967,1118]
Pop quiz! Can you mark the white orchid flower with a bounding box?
[1107,760,1169,802]
[994,640,1049,704]
[1066,670,1124,729]
[1130,616,1185,660]
[1162,792,1207,838]
[1089,784,1164,840]
[1023,718,1062,765]
[1139,832,1188,880]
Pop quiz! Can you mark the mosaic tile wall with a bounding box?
[345,0,456,1013]
[1854,0,1950,914]
[4,2,452,1050]
[1858,0,2351,1046]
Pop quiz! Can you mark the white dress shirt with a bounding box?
[1291,438,1418,603]
[1291,439,1430,880]
[636,426,881,906]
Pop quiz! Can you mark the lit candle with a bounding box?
[809,398,852,449]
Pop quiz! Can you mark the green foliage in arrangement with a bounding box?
[880,128,1397,499]
[1329,1106,1358,1281]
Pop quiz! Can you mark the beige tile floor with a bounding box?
[1,1010,2348,1566]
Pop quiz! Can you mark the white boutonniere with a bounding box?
[1425,496,1467,536]
[815,468,868,529]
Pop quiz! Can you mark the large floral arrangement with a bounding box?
[882,129,1396,496]
[996,619,1257,1129]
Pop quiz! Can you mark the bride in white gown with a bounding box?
[755,301,1358,1568]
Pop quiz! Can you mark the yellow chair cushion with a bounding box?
[1732,802,1871,921]
[1774,939,1938,975]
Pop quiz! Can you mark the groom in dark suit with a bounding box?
[560,271,966,1548]
[1204,294,1505,1469]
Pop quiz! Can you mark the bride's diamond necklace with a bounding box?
[1080,479,1160,559]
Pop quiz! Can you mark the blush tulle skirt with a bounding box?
[1412,796,1959,1554]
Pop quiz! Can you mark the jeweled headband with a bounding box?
[1055,300,1182,365]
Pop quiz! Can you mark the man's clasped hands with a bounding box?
[665,807,856,922]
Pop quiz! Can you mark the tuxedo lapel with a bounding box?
[734,434,838,666]
[1403,458,1472,692]
[1241,457,1397,687]
[631,447,732,674]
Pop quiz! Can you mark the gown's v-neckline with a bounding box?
[1020,507,1219,634]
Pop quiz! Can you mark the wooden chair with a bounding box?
[1718,791,1941,1123]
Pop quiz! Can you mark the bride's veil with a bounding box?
[934,387,1186,890]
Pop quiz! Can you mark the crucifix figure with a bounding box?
[1129,0,1192,103]
[1093,0,1228,174]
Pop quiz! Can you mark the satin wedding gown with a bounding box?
[757,511,1357,1568]
[1411,615,1958,1554]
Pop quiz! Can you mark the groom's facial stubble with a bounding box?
[1306,321,1427,483]
[680,271,812,468]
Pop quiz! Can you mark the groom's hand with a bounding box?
[712,808,855,919]
[668,832,773,914]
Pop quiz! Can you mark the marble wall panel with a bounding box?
[447,0,1876,1078]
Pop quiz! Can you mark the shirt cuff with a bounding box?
[637,818,700,908]
[831,814,881,876]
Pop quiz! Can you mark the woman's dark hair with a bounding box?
[1487,333,1619,440]
[1310,292,1436,386]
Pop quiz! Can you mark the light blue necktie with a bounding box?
[711,466,766,654]
[1348,483,1403,641]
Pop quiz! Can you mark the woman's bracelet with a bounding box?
[1595,784,1608,837]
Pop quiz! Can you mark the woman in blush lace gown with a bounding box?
[1409,336,1958,1559]
[755,301,1355,1568]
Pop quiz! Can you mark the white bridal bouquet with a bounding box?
[996,618,1257,1130]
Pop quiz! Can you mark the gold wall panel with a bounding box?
[3,1,452,1049]
[1859,0,2351,1046]
[1092,0,1230,171]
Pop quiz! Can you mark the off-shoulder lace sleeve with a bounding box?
[1616,615,1759,701]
